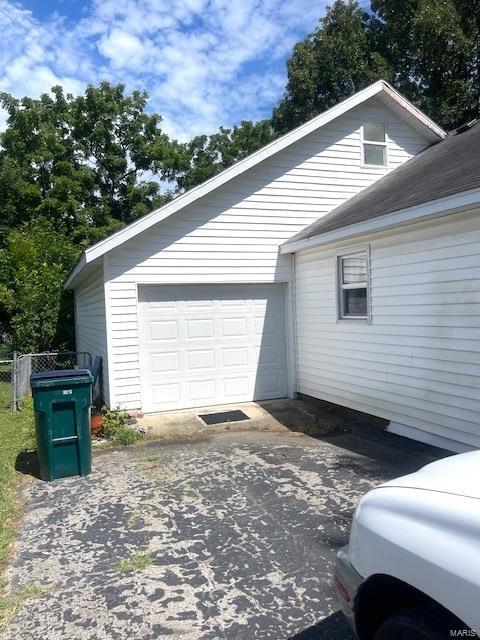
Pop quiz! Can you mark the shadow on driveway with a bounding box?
[260,396,451,478]
[288,611,354,639]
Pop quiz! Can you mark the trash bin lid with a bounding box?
[30,368,90,381]
[30,368,92,383]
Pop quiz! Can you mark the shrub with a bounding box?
[113,426,139,446]
[100,406,139,446]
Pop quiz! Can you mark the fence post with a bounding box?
[11,351,17,412]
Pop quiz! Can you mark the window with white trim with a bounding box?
[362,122,387,166]
[337,249,370,320]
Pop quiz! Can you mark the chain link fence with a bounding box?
[0,359,14,411]
[13,352,99,410]
[0,351,103,411]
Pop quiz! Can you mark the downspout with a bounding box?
[290,252,300,399]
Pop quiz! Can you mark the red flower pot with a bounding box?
[91,414,103,436]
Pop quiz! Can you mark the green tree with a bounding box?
[70,83,186,226]
[371,0,480,129]
[0,221,79,352]
[272,1,388,134]
[273,0,480,133]
[176,120,275,191]
[0,83,186,244]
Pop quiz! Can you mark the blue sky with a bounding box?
[0,0,328,140]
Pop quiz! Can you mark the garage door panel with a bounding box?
[221,317,248,337]
[149,320,178,341]
[222,347,249,367]
[152,382,182,405]
[150,352,180,373]
[189,379,217,402]
[186,319,213,339]
[140,284,288,412]
[186,350,215,371]
[255,345,284,368]
[255,374,282,396]
[223,376,250,399]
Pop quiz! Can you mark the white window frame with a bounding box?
[361,122,388,168]
[336,244,371,323]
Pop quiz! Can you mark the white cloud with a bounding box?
[0,0,326,139]
[0,1,91,98]
[98,29,150,69]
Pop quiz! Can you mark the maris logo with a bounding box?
[449,631,477,637]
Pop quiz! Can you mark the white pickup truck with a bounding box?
[335,451,480,639]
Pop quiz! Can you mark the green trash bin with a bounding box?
[30,369,93,481]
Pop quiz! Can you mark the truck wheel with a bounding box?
[374,607,460,640]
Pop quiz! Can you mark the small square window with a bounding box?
[363,121,385,142]
[364,144,386,166]
[337,249,370,321]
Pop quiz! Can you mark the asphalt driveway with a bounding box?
[4,415,447,639]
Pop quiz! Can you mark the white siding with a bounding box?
[103,96,431,409]
[294,210,480,449]
[74,265,109,403]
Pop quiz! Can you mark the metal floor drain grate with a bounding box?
[199,410,250,425]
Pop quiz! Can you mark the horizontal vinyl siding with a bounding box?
[295,210,480,448]
[104,278,139,407]
[104,97,430,410]
[75,265,109,403]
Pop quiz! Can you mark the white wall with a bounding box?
[294,210,480,450]
[74,265,109,403]
[103,96,431,409]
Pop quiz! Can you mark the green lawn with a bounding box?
[0,381,35,570]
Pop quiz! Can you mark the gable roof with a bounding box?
[281,120,480,252]
[65,80,445,289]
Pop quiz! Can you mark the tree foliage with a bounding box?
[273,0,480,133]
[0,82,186,245]
[175,120,275,192]
[273,1,387,133]
[0,221,78,352]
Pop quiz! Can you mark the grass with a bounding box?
[0,383,38,628]
[0,578,49,630]
[114,552,154,573]
[0,375,12,411]
[0,383,36,570]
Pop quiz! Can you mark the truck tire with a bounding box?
[374,607,461,640]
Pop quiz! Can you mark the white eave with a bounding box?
[279,187,480,254]
[65,80,445,289]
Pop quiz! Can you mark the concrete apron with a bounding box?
[138,399,324,440]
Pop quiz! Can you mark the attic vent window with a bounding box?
[362,122,387,167]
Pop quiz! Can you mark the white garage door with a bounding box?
[139,284,288,412]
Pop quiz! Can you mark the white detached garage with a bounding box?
[66,80,480,453]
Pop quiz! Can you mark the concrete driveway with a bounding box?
[4,405,447,639]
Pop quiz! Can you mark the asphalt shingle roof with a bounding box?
[287,120,480,244]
